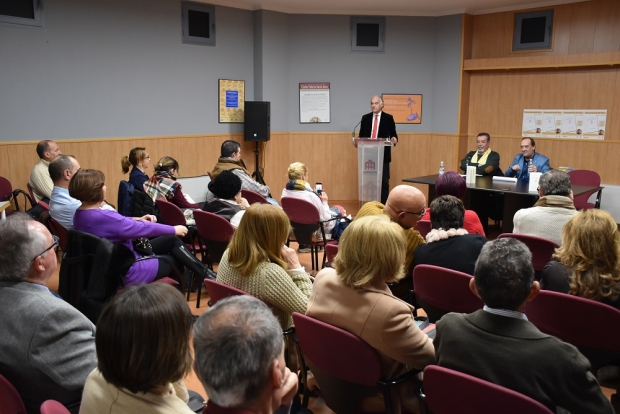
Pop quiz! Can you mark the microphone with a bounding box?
[351,119,362,140]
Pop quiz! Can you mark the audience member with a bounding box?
[281,162,335,242]
[194,295,298,414]
[202,170,249,228]
[80,284,195,413]
[209,140,278,205]
[307,215,434,412]
[505,137,551,181]
[121,147,150,192]
[513,170,577,245]
[414,195,487,275]
[216,203,312,330]
[145,156,199,225]
[70,169,212,286]
[29,139,63,202]
[0,213,96,412]
[420,171,485,235]
[434,238,613,414]
[541,209,620,309]
[459,132,501,176]
[356,185,426,299]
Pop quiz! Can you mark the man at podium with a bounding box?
[356,95,398,204]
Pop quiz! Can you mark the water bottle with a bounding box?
[528,159,533,171]
[439,161,445,175]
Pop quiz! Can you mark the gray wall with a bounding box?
[0,0,255,141]
[0,0,463,141]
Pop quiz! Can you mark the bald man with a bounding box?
[357,185,426,281]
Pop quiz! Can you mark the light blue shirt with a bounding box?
[49,186,81,230]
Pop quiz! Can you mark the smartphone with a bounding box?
[315,182,323,195]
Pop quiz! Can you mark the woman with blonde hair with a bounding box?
[121,147,151,192]
[541,209,620,309]
[306,215,435,412]
[216,203,313,330]
[281,162,335,248]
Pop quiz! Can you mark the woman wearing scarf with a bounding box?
[145,157,198,224]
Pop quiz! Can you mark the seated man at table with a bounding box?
[513,170,577,245]
[505,137,551,181]
[356,185,426,299]
[460,132,501,176]
[434,238,613,414]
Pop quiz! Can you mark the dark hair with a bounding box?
[68,169,105,203]
[49,155,76,183]
[522,137,536,146]
[474,238,534,310]
[221,140,241,158]
[539,170,571,196]
[154,156,180,175]
[435,171,467,199]
[429,195,465,230]
[477,132,490,141]
[193,296,283,406]
[208,170,242,200]
[96,284,194,394]
[36,140,53,158]
[121,147,147,174]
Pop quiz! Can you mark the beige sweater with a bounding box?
[216,249,313,329]
[513,195,577,245]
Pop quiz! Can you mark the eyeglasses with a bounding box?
[32,235,59,263]
[400,208,426,217]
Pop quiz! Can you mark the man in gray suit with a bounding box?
[0,213,96,413]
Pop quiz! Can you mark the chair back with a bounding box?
[194,210,235,263]
[38,200,50,211]
[496,233,559,272]
[155,199,187,226]
[117,180,134,217]
[413,265,483,323]
[0,177,12,202]
[46,216,68,251]
[292,312,383,414]
[0,372,27,414]
[40,400,70,414]
[325,244,339,266]
[26,183,36,203]
[414,220,431,238]
[422,366,553,414]
[241,189,269,205]
[281,197,320,244]
[568,170,602,210]
[525,290,620,370]
[204,279,248,305]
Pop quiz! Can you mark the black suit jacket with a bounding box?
[359,112,397,163]
[434,310,613,414]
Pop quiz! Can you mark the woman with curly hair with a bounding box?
[541,209,620,309]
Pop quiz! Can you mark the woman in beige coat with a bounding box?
[306,215,435,413]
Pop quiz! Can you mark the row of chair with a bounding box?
[0,372,69,414]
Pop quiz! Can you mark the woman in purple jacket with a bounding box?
[70,169,210,286]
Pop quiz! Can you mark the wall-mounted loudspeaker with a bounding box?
[244,101,270,142]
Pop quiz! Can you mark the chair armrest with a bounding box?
[595,187,603,209]
[378,368,422,414]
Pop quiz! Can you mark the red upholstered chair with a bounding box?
[38,200,50,211]
[193,210,235,308]
[40,400,70,414]
[325,244,339,267]
[155,199,201,254]
[45,216,68,252]
[203,279,249,306]
[281,197,338,271]
[525,290,620,373]
[27,183,36,204]
[420,366,553,414]
[413,265,483,323]
[0,176,34,214]
[568,170,603,210]
[497,233,559,273]
[414,220,431,239]
[292,312,420,414]
[241,189,269,205]
[0,372,27,414]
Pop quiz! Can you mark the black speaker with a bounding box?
[244,101,270,142]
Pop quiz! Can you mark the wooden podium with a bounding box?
[354,138,393,205]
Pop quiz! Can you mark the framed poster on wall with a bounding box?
[219,79,245,123]
[299,83,330,123]
[382,94,422,124]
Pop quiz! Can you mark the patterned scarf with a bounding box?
[285,179,321,200]
[144,171,180,202]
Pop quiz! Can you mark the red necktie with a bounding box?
[371,114,378,139]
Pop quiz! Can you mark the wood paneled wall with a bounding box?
[471,0,620,59]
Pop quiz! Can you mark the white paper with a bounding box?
[529,172,542,193]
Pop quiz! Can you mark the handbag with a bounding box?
[133,238,154,256]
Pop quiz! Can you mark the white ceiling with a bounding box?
[200,0,586,16]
